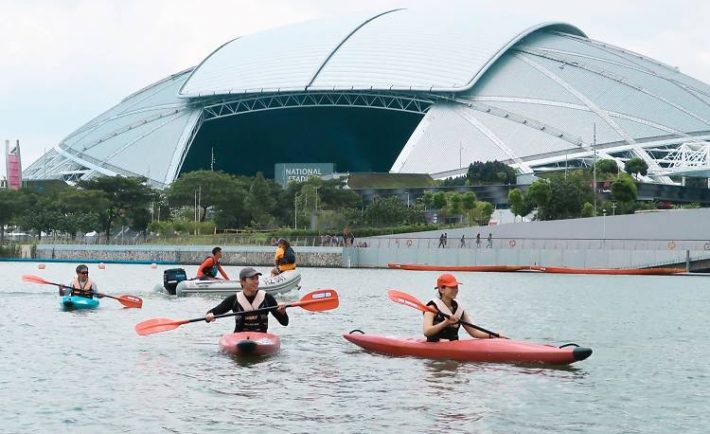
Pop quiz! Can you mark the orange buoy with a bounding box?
[150,263,158,269]
[38,263,46,269]
[98,262,106,269]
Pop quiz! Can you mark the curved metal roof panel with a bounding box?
[179,8,585,96]
[178,12,389,97]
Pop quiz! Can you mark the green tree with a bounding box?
[527,179,552,212]
[55,188,109,238]
[362,196,425,227]
[167,170,240,222]
[432,191,448,210]
[611,174,637,204]
[0,189,21,242]
[466,161,516,184]
[508,188,533,219]
[595,159,619,178]
[77,176,156,242]
[245,172,278,228]
[461,191,477,211]
[624,158,649,179]
[469,201,494,225]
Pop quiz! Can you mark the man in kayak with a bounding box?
[271,238,296,276]
[205,267,288,332]
[59,264,103,299]
[197,247,230,280]
[423,273,502,341]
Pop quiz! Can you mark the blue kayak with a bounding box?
[60,295,100,310]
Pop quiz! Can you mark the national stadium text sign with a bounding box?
[275,163,334,187]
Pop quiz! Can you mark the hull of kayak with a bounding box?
[343,332,592,365]
[388,263,526,272]
[531,266,683,275]
[174,270,301,297]
[61,295,100,310]
[219,332,281,357]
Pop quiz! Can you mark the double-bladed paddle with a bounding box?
[134,288,339,336]
[22,274,143,308]
[387,289,506,339]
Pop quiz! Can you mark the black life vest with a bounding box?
[233,290,269,332]
[426,299,464,342]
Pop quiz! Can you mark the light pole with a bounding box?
[294,193,299,230]
[602,208,607,242]
[314,187,319,231]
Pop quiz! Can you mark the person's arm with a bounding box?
[422,308,457,338]
[205,294,236,321]
[460,312,499,339]
[217,264,230,280]
[265,293,289,326]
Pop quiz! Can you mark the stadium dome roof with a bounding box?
[178,9,584,96]
[24,8,710,188]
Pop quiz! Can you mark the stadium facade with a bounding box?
[24,8,710,188]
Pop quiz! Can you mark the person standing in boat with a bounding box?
[423,273,501,341]
[197,247,230,280]
[271,238,296,276]
[59,264,102,299]
[205,267,288,332]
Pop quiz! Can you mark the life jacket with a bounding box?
[277,247,296,271]
[427,298,464,342]
[234,290,269,332]
[71,277,95,298]
[201,256,219,278]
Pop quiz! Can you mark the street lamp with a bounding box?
[602,208,607,241]
[294,193,299,230]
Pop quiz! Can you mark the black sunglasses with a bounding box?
[79,271,89,275]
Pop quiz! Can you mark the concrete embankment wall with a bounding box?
[32,209,710,270]
[36,245,344,268]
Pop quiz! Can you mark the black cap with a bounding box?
[239,267,262,280]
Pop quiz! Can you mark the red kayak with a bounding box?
[388,263,525,272]
[218,332,281,357]
[531,266,684,275]
[344,331,592,365]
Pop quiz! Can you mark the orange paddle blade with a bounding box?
[387,289,436,314]
[22,274,53,285]
[134,318,188,336]
[292,289,339,312]
[115,294,143,309]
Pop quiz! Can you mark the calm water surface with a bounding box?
[1,262,708,433]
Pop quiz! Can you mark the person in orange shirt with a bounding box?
[197,247,230,280]
[271,238,296,276]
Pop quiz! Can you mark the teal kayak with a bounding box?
[61,295,100,310]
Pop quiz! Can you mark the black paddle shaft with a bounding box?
[436,309,502,338]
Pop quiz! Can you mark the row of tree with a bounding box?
[0,170,497,243]
[507,158,647,220]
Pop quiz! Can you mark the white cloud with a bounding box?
[1,0,708,169]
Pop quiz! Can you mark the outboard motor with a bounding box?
[163,268,187,295]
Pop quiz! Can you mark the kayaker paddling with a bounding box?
[423,273,504,341]
[197,247,230,280]
[205,267,288,332]
[59,264,103,299]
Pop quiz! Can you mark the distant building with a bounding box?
[4,139,22,190]
[23,8,710,189]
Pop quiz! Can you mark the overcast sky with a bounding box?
[1,0,709,172]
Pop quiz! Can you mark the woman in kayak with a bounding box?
[423,273,501,341]
[197,246,230,280]
[271,238,296,276]
[205,267,288,332]
[59,264,102,299]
